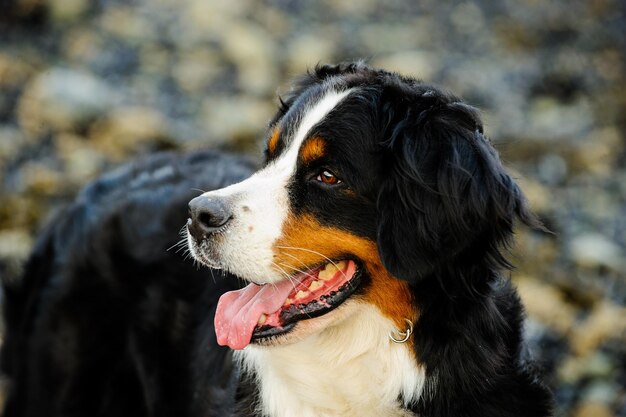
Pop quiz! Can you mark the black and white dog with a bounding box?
[2,63,553,417]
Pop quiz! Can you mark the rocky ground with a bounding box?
[1,0,625,415]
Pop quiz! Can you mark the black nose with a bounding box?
[188,196,232,240]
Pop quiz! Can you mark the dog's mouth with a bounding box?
[214,259,361,350]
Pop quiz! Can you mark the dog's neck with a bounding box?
[235,303,425,417]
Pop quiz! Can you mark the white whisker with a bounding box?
[271,261,300,293]
[166,237,188,252]
[278,251,311,270]
[275,245,348,280]
[276,262,318,281]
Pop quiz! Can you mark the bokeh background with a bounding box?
[0,0,625,415]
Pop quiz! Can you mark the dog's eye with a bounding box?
[316,170,341,185]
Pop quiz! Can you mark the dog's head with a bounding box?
[187,63,536,350]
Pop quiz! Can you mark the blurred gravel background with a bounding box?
[0,0,625,415]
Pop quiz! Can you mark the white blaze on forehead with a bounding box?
[271,88,353,174]
[193,88,353,284]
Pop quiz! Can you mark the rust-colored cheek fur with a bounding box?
[273,214,416,329]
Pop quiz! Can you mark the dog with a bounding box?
[2,63,553,417]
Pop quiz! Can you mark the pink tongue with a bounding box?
[214,278,298,350]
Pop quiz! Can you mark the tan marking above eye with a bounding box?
[299,137,326,164]
[273,214,417,329]
[267,127,281,156]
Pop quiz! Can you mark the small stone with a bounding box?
[19,162,65,196]
[185,0,250,34]
[48,0,89,23]
[89,107,171,160]
[324,0,377,17]
[0,53,35,88]
[537,154,568,185]
[221,23,278,95]
[286,32,337,74]
[359,20,434,54]
[98,5,154,43]
[569,127,623,175]
[567,352,615,381]
[63,27,104,64]
[558,356,585,384]
[0,127,26,164]
[569,233,624,272]
[372,51,441,81]
[0,196,41,231]
[572,401,612,417]
[138,44,171,76]
[200,96,274,147]
[254,7,293,39]
[527,97,593,140]
[172,49,221,93]
[515,276,576,334]
[56,133,106,185]
[514,175,552,212]
[571,302,626,356]
[0,229,33,264]
[582,381,618,404]
[0,229,34,284]
[451,2,485,35]
[18,68,116,139]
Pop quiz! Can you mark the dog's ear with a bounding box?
[376,91,539,283]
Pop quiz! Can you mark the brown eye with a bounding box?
[316,170,341,185]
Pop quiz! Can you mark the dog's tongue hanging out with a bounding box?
[214,279,296,350]
[214,260,357,350]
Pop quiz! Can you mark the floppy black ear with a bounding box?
[376,91,538,283]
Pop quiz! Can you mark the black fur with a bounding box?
[2,63,553,416]
[1,151,255,417]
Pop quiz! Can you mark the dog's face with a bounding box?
[187,63,534,350]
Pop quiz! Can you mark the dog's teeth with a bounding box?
[283,298,293,306]
[295,290,309,300]
[318,263,338,281]
[308,280,323,291]
[258,314,267,325]
[335,260,347,270]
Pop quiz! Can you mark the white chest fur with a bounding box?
[236,303,425,417]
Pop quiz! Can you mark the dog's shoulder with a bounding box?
[1,150,253,417]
